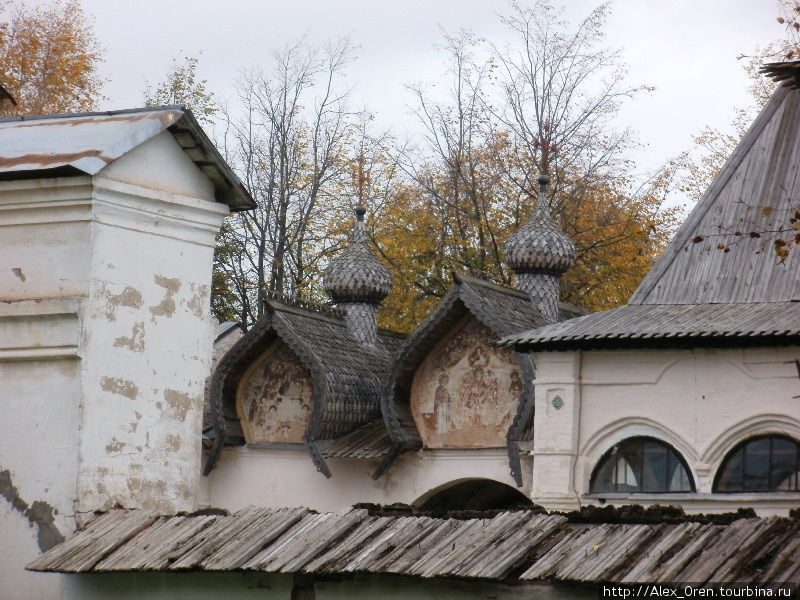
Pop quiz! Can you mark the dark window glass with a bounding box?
[743,438,770,491]
[642,440,668,492]
[713,435,800,493]
[590,437,694,494]
[773,438,799,491]
[715,447,743,491]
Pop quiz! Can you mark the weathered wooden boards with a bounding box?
[27,508,800,585]
[499,301,800,350]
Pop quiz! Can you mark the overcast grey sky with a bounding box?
[81,0,780,177]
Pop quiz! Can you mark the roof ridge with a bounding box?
[453,272,529,298]
[266,292,345,320]
[0,105,185,124]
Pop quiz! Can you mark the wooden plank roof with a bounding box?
[631,85,800,306]
[27,507,800,586]
[498,301,800,350]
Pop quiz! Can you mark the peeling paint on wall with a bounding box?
[165,433,182,451]
[187,284,210,317]
[163,388,196,421]
[150,275,181,319]
[0,468,64,551]
[11,267,26,282]
[237,342,314,444]
[113,321,145,352]
[100,285,143,321]
[100,376,138,400]
[104,437,126,453]
[125,476,171,512]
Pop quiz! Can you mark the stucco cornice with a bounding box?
[0,297,82,361]
[92,178,227,247]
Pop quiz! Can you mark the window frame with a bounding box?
[712,434,800,493]
[589,436,695,494]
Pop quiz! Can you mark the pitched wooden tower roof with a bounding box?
[501,68,800,351]
[631,79,800,305]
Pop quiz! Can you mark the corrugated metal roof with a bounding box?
[630,85,800,305]
[27,507,800,586]
[499,301,800,350]
[0,106,255,211]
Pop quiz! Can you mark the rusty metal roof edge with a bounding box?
[0,104,181,124]
[0,105,256,212]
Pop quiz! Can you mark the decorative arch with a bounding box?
[409,316,522,449]
[414,478,534,511]
[713,434,800,493]
[236,340,315,445]
[578,417,698,493]
[589,436,695,494]
[700,414,800,470]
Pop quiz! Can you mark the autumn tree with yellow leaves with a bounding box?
[161,3,683,331]
[0,0,102,117]
[362,4,680,332]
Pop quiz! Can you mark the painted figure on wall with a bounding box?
[434,373,451,434]
[411,318,522,447]
[237,342,314,444]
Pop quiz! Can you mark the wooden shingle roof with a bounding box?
[204,297,405,477]
[498,301,800,350]
[29,507,800,587]
[378,273,585,484]
[631,85,800,306]
[502,81,800,351]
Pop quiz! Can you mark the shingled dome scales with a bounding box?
[324,206,392,345]
[504,174,575,322]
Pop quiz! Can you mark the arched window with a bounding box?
[590,437,694,494]
[713,435,800,493]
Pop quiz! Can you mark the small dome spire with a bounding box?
[505,174,575,274]
[324,206,392,304]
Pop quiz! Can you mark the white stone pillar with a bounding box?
[74,172,228,516]
[530,350,582,510]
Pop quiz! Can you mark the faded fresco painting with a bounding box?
[410,317,523,447]
[237,341,314,444]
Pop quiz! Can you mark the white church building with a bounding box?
[2,62,800,600]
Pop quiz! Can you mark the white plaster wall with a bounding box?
[1,131,230,597]
[99,131,215,201]
[75,140,227,515]
[0,177,93,300]
[201,446,531,512]
[61,572,592,600]
[0,179,90,600]
[531,346,800,514]
[0,356,81,600]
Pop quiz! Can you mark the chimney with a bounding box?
[504,174,575,323]
[323,206,392,345]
